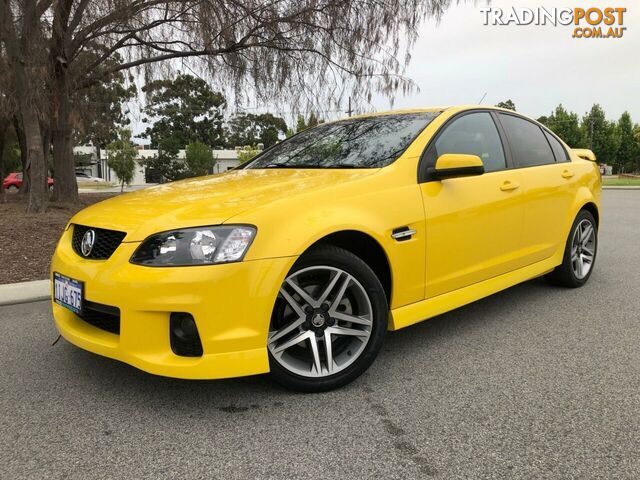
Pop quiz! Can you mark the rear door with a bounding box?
[495,113,576,265]
[419,111,525,298]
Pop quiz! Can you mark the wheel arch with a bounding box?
[305,230,393,305]
[580,201,600,227]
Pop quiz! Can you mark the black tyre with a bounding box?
[545,209,598,288]
[268,245,388,392]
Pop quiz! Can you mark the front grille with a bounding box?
[72,224,126,260]
[77,300,121,335]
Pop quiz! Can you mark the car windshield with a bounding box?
[244,112,439,169]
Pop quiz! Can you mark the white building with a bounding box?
[73,145,243,185]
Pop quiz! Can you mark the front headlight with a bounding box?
[130,225,256,266]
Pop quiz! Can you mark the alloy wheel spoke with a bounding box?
[581,224,594,244]
[272,330,310,355]
[582,246,594,257]
[279,286,306,317]
[316,271,343,306]
[329,274,352,310]
[268,317,305,344]
[285,278,319,308]
[324,330,334,374]
[576,257,584,278]
[332,310,372,326]
[328,325,369,338]
[308,335,322,374]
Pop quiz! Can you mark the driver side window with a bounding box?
[435,112,506,173]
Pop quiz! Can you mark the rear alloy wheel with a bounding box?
[7,185,18,193]
[268,245,387,392]
[546,209,598,287]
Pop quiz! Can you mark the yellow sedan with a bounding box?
[51,106,601,391]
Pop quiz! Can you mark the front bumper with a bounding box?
[51,227,296,379]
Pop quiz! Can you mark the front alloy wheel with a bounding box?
[268,245,387,392]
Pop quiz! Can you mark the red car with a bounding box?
[3,172,54,192]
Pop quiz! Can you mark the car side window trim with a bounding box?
[417,108,513,183]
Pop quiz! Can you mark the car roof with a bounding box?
[345,105,521,121]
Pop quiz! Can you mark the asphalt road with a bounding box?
[1,190,639,479]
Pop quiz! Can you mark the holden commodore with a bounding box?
[51,106,601,391]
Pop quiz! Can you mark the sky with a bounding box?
[130,0,639,141]
[370,0,639,121]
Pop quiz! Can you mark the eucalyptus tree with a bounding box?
[1,0,457,212]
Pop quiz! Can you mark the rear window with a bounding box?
[498,114,555,168]
[544,131,569,162]
[245,113,439,169]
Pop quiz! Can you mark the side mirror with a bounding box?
[428,153,484,180]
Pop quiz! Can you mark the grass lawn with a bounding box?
[602,177,640,186]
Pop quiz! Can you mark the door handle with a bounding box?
[500,180,520,192]
[562,169,575,179]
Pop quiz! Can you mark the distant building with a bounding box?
[73,144,245,185]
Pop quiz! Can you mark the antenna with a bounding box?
[478,92,487,104]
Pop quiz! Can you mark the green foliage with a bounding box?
[295,113,322,133]
[616,112,640,173]
[73,152,94,168]
[537,104,586,148]
[142,74,225,149]
[236,146,261,164]
[185,141,216,177]
[582,104,619,168]
[106,130,138,191]
[2,142,21,173]
[538,103,640,173]
[74,51,136,147]
[226,113,287,148]
[140,135,186,183]
[495,100,516,111]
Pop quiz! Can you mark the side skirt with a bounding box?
[388,256,560,331]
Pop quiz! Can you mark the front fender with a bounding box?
[231,181,427,309]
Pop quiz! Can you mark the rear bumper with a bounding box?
[51,227,296,379]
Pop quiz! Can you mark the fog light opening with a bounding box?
[170,313,203,357]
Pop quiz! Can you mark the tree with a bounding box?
[616,112,640,173]
[73,52,136,157]
[226,113,287,148]
[496,100,516,111]
[583,104,619,169]
[1,0,457,211]
[295,113,322,133]
[141,136,186,184]
[537,104,586,148]
[236,145,261,165]
[142,74,225,149]
[1,0,49,211]
[185,141,216,177]
[106,130,137,192]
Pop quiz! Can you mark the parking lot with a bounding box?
[1,190,639,479]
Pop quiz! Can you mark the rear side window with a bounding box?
[498,114,555,167]
[434,112,506,172]
[544,131,569,162]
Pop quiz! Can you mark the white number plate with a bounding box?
[53,272,83,314]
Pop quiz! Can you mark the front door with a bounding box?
[419,111,525,298]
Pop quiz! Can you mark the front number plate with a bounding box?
[53,272,83,314]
